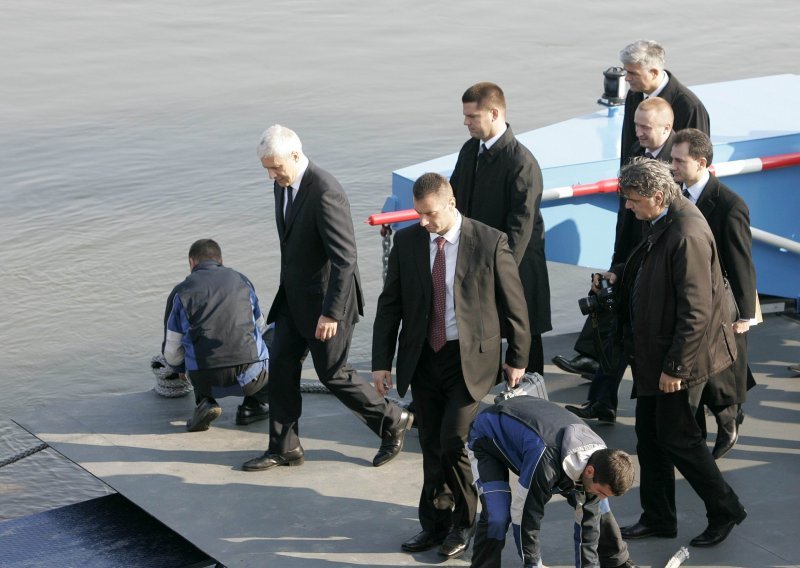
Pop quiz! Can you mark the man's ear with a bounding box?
[584,464,595,478]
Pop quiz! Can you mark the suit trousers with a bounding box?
[267,304,401,453]
[412,341,479,533]
[634,383,744,529]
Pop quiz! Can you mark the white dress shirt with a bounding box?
[284,155,309,218]
[682,170,710,203]
[429,211,462,341]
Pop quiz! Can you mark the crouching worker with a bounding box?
[163,239,270,431]
[467,397,636,568]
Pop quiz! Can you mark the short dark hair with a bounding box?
[188,239,222,263]
[587,449,635,496]
[412,172,453,201]
[673,128,714,166]
[462,81,506,113]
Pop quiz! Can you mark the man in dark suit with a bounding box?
[448,82,550,375]
[671,128,757,459]
[566,97,676,422]
[555,39,710,377]
[606,158,745,548]
[242,125,413,472]
[372,172,530,559]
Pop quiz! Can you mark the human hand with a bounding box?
[732,320,751,334]
[658,372,682,393]
[372,370,393,396]
[502,364,525,388]
[591,271,617,293]
[315,315,338,341]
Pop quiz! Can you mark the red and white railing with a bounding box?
[366,152,800,232]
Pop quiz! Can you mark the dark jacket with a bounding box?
[167,261,261,370]
[449,125,551,334]
[696,174,757,403]
[267,160,364,338]
[371,217,530,401]
[612,197,737,396]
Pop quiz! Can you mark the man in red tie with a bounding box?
[372,172,530,559]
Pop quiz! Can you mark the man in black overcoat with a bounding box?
[671,128,757,459]
[449,81,551,375]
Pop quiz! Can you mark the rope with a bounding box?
[0,442,48,469]
[150,354,194,398]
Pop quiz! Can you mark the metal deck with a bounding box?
[8,312,799,567]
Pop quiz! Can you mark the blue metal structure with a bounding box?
[385,74,800,302]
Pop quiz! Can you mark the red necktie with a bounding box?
[428,236,447,352]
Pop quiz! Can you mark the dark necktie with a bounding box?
[285,186,294,221]
[682,187,692,201]
[428,236,447,352]
[644,151,654,159]
[475,143,487,172]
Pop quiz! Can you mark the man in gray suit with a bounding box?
[372,172,530,559]
[242,125,412,472]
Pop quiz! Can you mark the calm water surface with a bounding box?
[1,0,798,519]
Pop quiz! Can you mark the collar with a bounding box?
[644,70,669,98]
[651,206,669,225]
[430,210,463,245]
[683,170,711,203]
[481,122,508,151]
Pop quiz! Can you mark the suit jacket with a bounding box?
[612,197,736,396]
[613,71,710,267]
[695,175,757,320]
[267,160,364,337]
[612,132,676,266]
[449,125,551,334]
[371,217,531,401]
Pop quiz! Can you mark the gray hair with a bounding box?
[619,40,666,71]
[256,124,303,160]
[618,157,680,206]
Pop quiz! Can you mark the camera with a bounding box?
[493,372,548,404]
[578,276,616,316]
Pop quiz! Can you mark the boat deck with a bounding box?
[10,314,800,568]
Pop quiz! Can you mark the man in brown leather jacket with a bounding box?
[595,158,746,548]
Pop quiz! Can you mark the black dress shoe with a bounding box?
[242,447,304,471]
[552,354,599,380]
[620,521,677,539]
[235,402,270,425]
[186,399,222,432]
[712,412,741,459]
[690,509,747,547]
[565,401,616,423]
[438,526,474,558]
[400,529,448,552]
[373,409,414,467]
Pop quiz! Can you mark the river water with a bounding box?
[1,0,798,520]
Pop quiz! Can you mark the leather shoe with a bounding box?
[552,354,599,380]
[438,526,474,558]
[373,410,414,467]
[242,446,304,471]
[712,410,742,459]
[235,402,269,425]
[400,529,448,552]
[620,521,677,540]
[565,401,616,423]
[690,509,747,547]
[186,399,222,432]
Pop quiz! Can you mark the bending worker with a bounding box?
[467,396,636,568]
[163,239,270,431]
